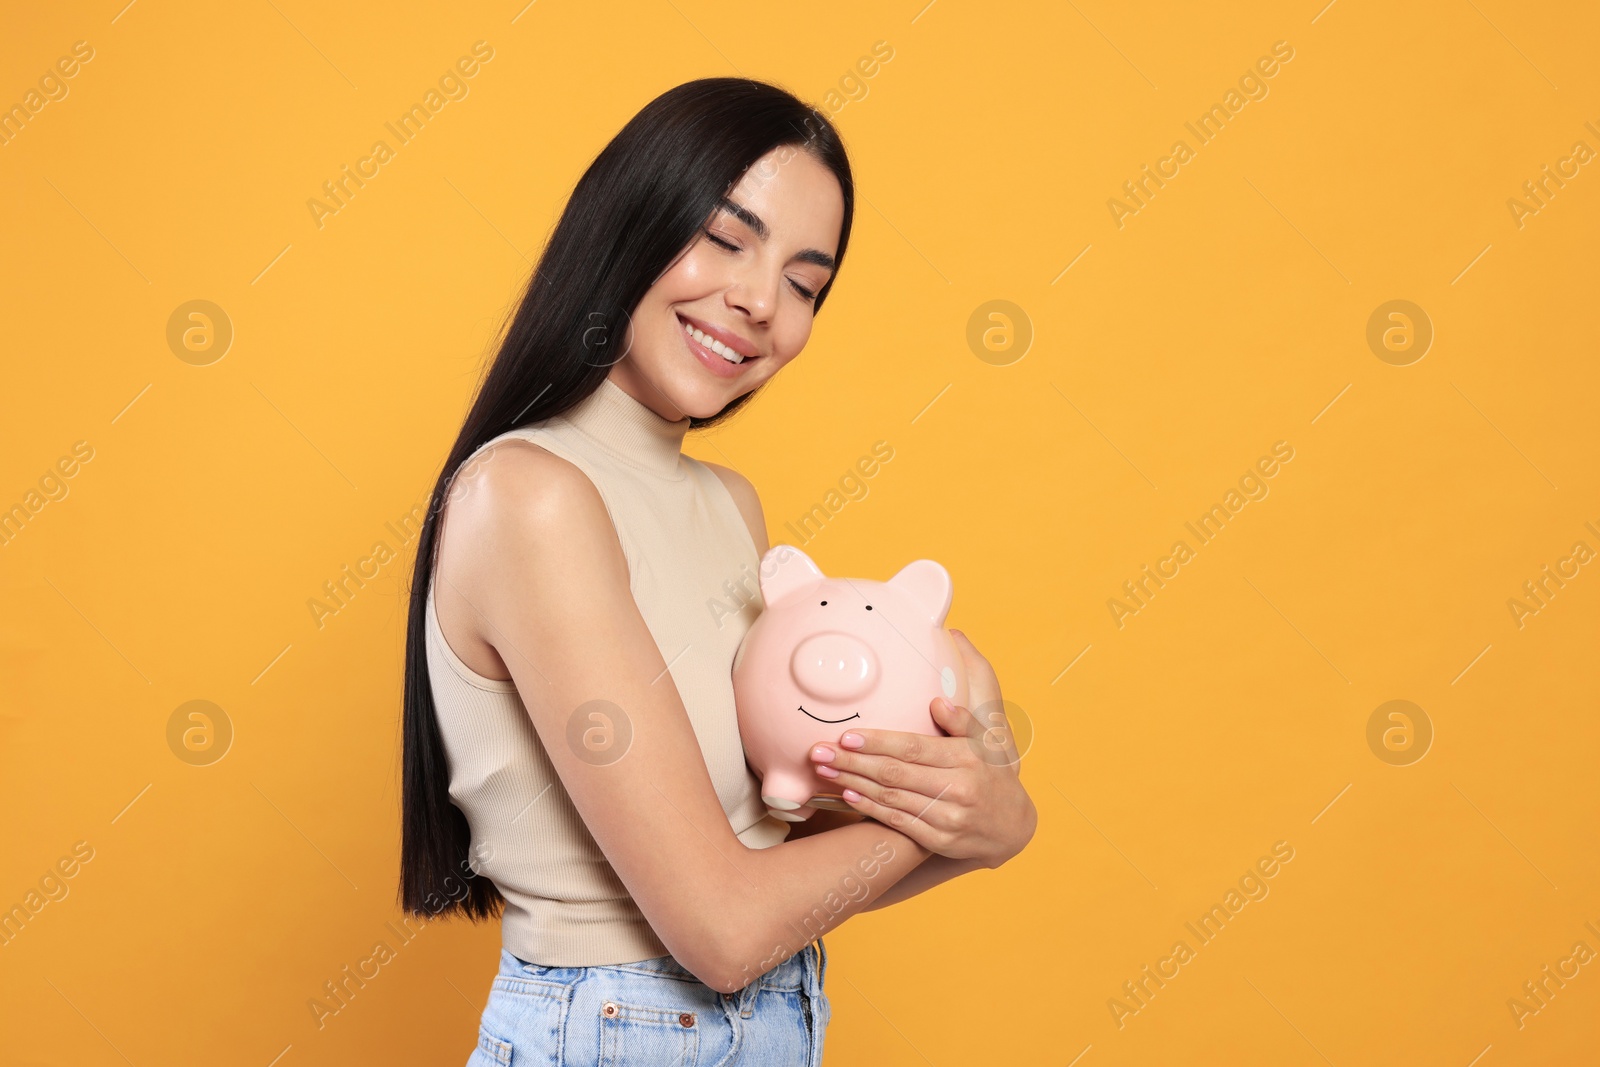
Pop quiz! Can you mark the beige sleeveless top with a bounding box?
[426,376,789,966]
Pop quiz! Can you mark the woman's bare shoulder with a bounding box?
[433,437,620,679]
[441,437,607,535]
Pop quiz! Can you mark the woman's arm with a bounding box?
[781,799,1024,916]
[784,786,1023,911]
[781,806,863,840]
[436,441,934,993]
[861,854,988,911]
[784,805,991,910]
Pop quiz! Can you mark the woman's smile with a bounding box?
[677,311,760,377]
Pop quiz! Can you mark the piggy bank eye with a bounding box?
[820,600,827,606]
[865,605,873,610]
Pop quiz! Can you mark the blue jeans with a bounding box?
[467,939,830,1066]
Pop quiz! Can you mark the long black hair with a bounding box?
[399,77,856,920]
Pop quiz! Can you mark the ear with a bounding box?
[759,544,826,608]
[885,560,953,625]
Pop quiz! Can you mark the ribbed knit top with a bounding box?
[426,376,789,966]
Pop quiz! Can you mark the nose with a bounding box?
[790,633,880,702]
[727,268,776,324]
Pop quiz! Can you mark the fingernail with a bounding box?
[811,744,835,762]
[842,788,862,801]
[839,732,864,749]
[815,764,839,778]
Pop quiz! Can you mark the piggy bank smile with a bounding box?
[798,705,860,724]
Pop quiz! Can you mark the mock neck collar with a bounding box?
[557,376,691,478]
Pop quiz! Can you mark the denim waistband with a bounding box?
[602,938,826,998]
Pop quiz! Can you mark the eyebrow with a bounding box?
[717,196,837,271]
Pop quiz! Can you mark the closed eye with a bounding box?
[702,229,818,301]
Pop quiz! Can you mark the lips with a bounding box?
[677,312,760,360]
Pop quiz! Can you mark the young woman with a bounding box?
[400,77,1037,1066]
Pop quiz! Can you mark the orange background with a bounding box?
[3,1,1598,1064]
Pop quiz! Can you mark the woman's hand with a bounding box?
[808,630,1037,869]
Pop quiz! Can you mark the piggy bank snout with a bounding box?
[790,632,880,702]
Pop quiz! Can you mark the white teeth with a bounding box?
[683,319,744,363]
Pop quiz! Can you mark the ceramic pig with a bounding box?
[732,544,969,821]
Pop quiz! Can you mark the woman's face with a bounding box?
[612,144,845,421]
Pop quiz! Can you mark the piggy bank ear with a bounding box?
[759,544,826,608]
[886,560,954,625]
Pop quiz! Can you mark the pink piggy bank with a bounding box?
[732,544,969,822]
